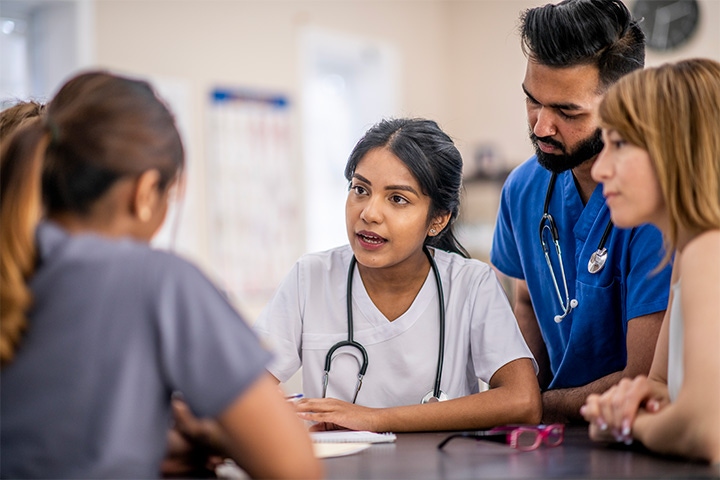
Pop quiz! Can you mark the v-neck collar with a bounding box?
[350,260,437,340]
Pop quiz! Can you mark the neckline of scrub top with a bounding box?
[560,171,608,243]
[349,261,437,345]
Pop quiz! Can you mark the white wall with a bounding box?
[10,0,718,316]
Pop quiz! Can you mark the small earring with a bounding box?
[138,206,152,222]
[430,228,437,235]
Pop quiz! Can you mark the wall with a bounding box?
[93,0,456,316]
[89,0,720,314]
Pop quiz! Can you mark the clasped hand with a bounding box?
[580,375,669,445]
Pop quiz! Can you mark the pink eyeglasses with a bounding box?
[437,424,565,451]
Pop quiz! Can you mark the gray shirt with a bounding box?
[1,221,271,478]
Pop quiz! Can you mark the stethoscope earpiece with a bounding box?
[553,298,578,323]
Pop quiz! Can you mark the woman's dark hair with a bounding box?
[0,71,184,365]
[344,118,469,258]
[42,72,184,214]
[520,0,645,90]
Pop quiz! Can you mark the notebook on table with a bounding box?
[310,431,397,444]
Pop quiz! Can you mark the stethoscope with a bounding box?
[322,245,448,404]
[539,172,613,323]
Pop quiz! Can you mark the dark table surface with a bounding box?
[320,426,720,479]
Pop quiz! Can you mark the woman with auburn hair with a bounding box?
[581,58,720,464]
[0,71,321,479]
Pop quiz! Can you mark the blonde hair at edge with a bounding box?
[0,102,47,365]
[598,58,720,260]
[0,101,46,148]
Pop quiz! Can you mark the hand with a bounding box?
[160,399,226,477]
[580,375,667,444]
[161,427,222,477]
[295,397,381,432]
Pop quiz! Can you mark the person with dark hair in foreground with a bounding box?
[0,71,321,479]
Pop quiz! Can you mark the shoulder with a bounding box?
[499,157,551,203]
[613,223,667,261]
[680,230,720,275]
[627,222,665,242]
[682,229,720,255]
[295,245,352,274]
[503,157,545,188]
[289,245,353,286]
[433,248,493,284]
[79,231,214,292]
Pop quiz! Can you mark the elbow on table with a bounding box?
[691,418,720,465]
[526,390,544,424]
[510,386,543,425]
[637,403,720,465]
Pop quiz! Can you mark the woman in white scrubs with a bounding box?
[254,118,541,432]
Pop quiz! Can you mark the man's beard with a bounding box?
[531,128,604,174]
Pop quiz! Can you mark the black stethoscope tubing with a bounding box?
[540,172,613,322]
[542,172,613,259]
[322,245,445,404]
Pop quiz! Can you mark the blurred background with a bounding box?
[1,0,718,321]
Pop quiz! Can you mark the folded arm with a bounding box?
[295,357,541,432]
[541,310,663,423]
[632,236,720,463]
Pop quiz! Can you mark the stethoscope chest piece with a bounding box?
[587,247,607,274]
[421,390,449,404]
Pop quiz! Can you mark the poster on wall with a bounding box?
[206,88,302,314]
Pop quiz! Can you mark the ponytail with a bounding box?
[0,123,49,366]
[1,71,185,367]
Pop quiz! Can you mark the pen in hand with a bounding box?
[285,393,304,401]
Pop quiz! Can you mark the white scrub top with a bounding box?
[667,281,684,402]
[254,245,536,408]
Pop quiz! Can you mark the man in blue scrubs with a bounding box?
[491,0,672,423]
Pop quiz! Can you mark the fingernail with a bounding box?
[621,420,631,437]
[597,419,608,431]
[624,437,634,445]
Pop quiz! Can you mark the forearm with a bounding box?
[513,280,552,388]
[634,402,720,464]
[545,312,663,424]
[374,383,541,432]
[543,371,628,423]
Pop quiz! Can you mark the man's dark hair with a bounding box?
[520,0,645,90]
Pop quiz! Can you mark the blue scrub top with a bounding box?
[491,158,671,389]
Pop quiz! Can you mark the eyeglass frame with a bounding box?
[437,424,565,451]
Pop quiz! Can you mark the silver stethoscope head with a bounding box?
[588,247,608,274]
[421,390,449,403]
